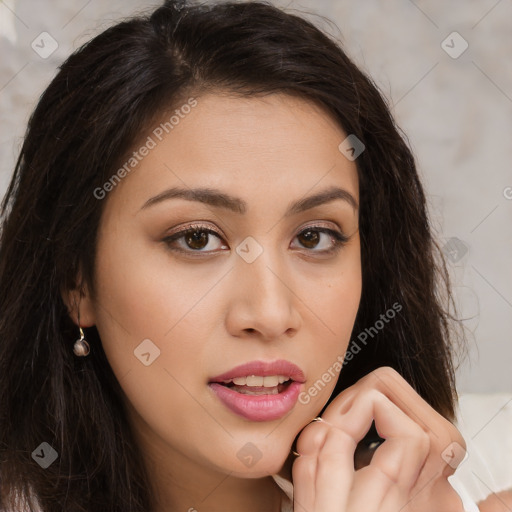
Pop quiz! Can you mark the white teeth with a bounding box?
[246,375,263,386]
[222,375,290,387]
[263,376,279,387]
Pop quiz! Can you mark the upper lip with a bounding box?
[209,359,306,384]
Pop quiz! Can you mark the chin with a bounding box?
[210,441,292,479]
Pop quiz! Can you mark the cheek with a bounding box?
[298,249,362,405]
[304,243,362,338]
[90,235,215,458]
[92,224,217,354]
[91,226,224,410]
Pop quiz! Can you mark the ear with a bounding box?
[60,270,96,328]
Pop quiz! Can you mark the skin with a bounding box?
[64,92,465,511]
[478,490,512,512]
[293,367,466,511]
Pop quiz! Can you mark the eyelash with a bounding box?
[162,222,349,257]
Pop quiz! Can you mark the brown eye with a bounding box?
[184,230,209,250]
[297,229,320,249]
[292,226,349,253]
[163,224,228,254]
[163,223,348,256]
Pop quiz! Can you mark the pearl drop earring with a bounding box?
[73,309,90,357]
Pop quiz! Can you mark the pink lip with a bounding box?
[208,360,305,422]
[209,359,306,384]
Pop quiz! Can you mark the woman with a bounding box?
[0,1,469,510]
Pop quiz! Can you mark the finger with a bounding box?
[347,466,404,512]
[293,421,329,512]
[339,391,430,512]
[324,367,466,474]
[292,453,317,512]
[293,420,354,512]
[313,423,355,512]
[341,389,430,493]
[295,418,330,456]
[327,369,467,509]
[404,475,466,512]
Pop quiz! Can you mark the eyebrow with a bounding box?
[140,185,358,216]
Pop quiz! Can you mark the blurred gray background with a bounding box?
[1,0,511,393]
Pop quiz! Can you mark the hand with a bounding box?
[478,489,512,512]
[292,366,466,512]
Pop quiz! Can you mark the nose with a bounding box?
[224,244,302,341]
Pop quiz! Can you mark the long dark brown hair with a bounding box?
[0,1,464,510]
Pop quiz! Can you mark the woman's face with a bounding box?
[83,92,361,480]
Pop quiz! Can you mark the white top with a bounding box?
[449,393,512,511]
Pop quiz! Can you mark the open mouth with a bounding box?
[218,375,294,396]
[208,360,305,421]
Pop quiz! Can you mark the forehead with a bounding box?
[103,92,359,214]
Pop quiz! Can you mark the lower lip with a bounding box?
[209,381,302,421]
